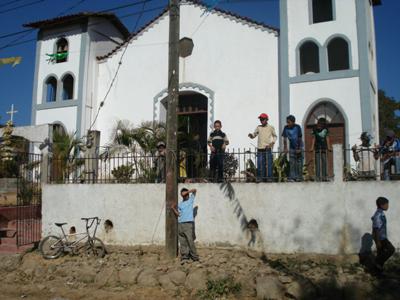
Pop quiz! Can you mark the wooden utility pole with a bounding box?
[165,0,180,259]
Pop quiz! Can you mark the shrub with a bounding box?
[197,276,242,300]
[111,165,134,183]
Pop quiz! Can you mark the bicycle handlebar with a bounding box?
[81,217,101,232]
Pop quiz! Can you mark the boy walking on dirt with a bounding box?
[172,188,199,263]
[372,197,395,273]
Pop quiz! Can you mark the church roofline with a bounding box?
[96,0,279,61]
[23,12,130,39]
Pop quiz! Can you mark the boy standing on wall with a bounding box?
[172,188,199,263]
[208,120,229,182]
[372,197,395,273]
[248,113,277,182]
[310,118,331,181]
[282,115,304,181]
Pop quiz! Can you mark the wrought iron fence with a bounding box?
[344,147,400,181]
[47,149,337,184]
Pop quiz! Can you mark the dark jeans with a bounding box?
[210,152,224,182]
[376,239,395,267]
[178,222,199,260]
[289,150,303,181]
[257,149,273,181]
[315,150,327,181]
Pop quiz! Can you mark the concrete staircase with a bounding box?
[0,219,36,253]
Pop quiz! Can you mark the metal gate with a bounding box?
[16,153,42,247]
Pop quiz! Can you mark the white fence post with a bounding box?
[333,144,344,183]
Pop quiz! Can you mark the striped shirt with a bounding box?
[208,130,229,152]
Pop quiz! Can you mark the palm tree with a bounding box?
[51,131,84,183]
[103,120,166,182]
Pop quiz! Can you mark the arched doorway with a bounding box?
[161,92,208,179]
[304,101,346,178]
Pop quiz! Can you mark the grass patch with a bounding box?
[197,276,242,300]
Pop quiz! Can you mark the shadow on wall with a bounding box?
[218,182,263,249]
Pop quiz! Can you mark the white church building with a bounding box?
[26,0,382,163]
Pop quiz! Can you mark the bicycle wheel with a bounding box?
[39,235,64,259]
[85,237,106,258]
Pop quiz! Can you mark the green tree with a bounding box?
[378,89,400,141]
[51,131,84,182]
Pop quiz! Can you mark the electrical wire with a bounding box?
[0,0,26,9]
[0,0,45,15]
[89,0,158,131]
[0,0,160,50]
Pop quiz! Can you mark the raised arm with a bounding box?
[171,203,179,217]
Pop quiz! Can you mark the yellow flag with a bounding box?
[0,56,22,67]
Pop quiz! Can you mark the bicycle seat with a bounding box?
[55,222,67,227]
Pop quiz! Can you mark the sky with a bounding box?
[0,0,399,126]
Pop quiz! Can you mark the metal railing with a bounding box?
[47,149,337,184]
[345,147,400,181]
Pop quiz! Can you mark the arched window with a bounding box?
[328,37,350,71]
[45,77,57,102]
[312,0,333,23]
[62,74,74,100]
[55,38,68,63]
[299,41,320,74]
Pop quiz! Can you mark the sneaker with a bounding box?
[180,259,190,265]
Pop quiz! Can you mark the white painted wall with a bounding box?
[36,25,83,104]
[42,180,400,255]
[36,106,78,134]
[287,0,359,77]
[95,4,280,150]
[290,77,363,148]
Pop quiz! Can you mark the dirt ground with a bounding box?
[0,245,399,300]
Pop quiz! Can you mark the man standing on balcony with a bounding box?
[248,113,277,182]
[282,115,303,182]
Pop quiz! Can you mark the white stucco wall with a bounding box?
[36,106,78,134]
[95,4,279,150]
[36,25,83,104]
[287,0,359,77]
[290,77,363,148]
[42,179,400,255]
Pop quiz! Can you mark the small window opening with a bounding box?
[56,38,68,63]
[312,0,333,23]
[247,219,259,231]
[300,41,320,74]
[69,226,76,234]
[104,219,114,233]
[62,74,74,100]
[45,77,57,102]
[328,37,350,71]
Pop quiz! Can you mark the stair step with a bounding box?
[0,228,17,237]
[0,237,17,245]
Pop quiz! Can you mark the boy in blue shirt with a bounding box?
[172,188,199,263]
[372,197,395,272]
[282,115,304,181]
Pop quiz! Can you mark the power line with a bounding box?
[0,0,45,15]
[0,0,26,9]
[0,4,166,51]
[0,0,157,42]
[89,0,154,131]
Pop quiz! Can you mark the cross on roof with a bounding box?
[6,104,18,123]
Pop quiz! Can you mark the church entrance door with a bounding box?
[304,101,346,179]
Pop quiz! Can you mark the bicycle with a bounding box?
[39,217,106,259]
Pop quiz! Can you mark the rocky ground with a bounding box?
[0,245,399,300]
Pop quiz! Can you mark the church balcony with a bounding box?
[41,145,400,184]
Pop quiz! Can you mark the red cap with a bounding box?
[258,113,269,119]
